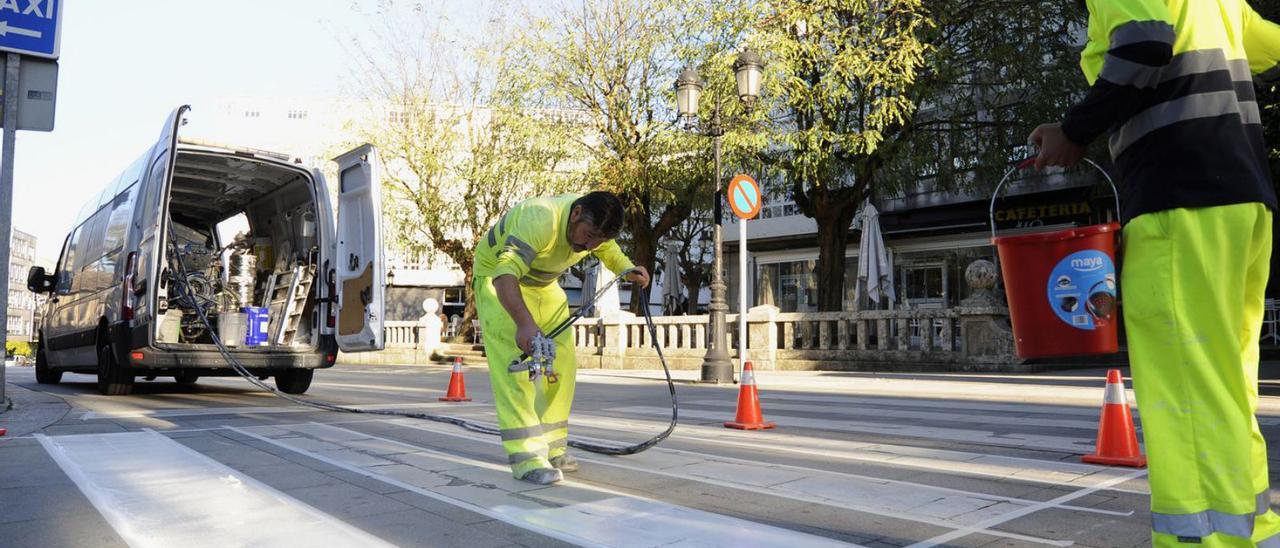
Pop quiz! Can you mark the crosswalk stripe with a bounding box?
[230,423,857,548]
[35,430,394,548]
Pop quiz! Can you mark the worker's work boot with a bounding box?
[549,454,579,473]
[519,467,564,485]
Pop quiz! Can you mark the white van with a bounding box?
[26,105,386,395]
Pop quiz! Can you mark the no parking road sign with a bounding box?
[728,174,761,220]
[0,0,61,59]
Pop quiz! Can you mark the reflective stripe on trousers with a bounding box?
[474,276,577,478]
[1122,204,1280,546]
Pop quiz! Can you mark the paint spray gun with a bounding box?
[505,267,644,384]
[508,331,559,383]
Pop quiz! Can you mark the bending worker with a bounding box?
[1032,0,1280,545]
[472,191,649,485]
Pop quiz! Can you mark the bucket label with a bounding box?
[1047,250,1116,330]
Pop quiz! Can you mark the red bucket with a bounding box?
[990,159,1120,359]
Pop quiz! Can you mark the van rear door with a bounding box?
[329,144,385,352]
[137,105,188,343]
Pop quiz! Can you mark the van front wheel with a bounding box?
[97,345,134,396]
[34,345,60,384]
[275,369,313,394]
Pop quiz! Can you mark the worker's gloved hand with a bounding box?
[626,266,651,288]
[529,331,558,383]
[516,323,540,355]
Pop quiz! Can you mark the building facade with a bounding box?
[721,166,1117,315]
[7,228,38,342]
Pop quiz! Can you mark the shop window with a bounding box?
[900,263,947,308]
[757,260,817,313]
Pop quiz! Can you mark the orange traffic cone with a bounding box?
[725,362,776,430]
[1082,369,1146,467]
[439,357,472,402]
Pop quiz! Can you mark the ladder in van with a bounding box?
[266,264,316,346]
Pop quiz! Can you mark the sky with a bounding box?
[7,0,484,262]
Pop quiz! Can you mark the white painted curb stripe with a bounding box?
[231,424,856,548]
[36,430,394,548]
[383,418,1077,546]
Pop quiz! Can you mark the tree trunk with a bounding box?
[683,276,702,316]
[814,206,859,312]
[627,218,658,314]
[457,269,478,345]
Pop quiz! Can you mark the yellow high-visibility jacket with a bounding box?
[473,194,635,286]
[1062,0,1280,222]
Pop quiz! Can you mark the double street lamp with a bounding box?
[674,48,764,384]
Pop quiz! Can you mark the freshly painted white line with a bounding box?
[614,405,1099,453]
[568,412,1152,494]
[35,430,394,548]
[564,414,1149,495]
[378,421,1078,546]
[231,424,857,548]
[906,469,1149,548]
[80,400,485,420]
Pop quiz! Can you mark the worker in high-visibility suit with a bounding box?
[1032,0,1280,545]
[472,191,649,485]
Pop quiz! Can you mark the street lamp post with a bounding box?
[675,48,763,384]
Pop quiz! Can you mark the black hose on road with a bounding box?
[166,228,677,456]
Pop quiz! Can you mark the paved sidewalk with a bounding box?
[0,367,72,437]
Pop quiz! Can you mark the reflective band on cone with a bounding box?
[725,362,776,430]
[1082,369,1146,467]
[440,357,472,402]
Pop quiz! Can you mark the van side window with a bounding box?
[79,205,120,294]
[56,227,81,295]
[104,183,137,253]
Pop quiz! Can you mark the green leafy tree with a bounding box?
[348,1,581,335]
[753,0,1085,311]
[517,0,739,313]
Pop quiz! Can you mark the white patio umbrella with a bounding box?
[855,201,895,308]
[578,262,598,317]
[662,242,682,314]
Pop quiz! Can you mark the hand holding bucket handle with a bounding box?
[989,157,1120,244]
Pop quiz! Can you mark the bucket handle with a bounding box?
[988,157,1120,243]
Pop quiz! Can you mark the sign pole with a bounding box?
[726,173,761,380]
[738,214,747,378]
[0,53,20,406]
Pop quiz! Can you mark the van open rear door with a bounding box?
[331,144,385,351]
[138,105,189,341]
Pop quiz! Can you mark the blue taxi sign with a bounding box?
[0,0,61,59]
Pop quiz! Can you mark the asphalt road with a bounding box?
[3,362,1277,547]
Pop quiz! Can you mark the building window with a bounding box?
[900,264,947,308]
[287,110,308,120]
[757,260,817,313]
[244,111,260,118]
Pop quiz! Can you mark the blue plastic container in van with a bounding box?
[243,307,270,346]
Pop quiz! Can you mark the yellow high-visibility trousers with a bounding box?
[1122,203,1279,547]
[473,276,577,478]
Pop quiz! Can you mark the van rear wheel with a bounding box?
[34,345,60,385]
[175,372,199,386]
[97,345,134,396]
[274,369,313,394]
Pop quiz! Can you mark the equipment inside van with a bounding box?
[27,105,386,396]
